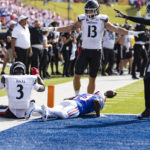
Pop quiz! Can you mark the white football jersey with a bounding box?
[78,14,108,49]
[2,75,38,110]
[124,34,133,51]
[103,30,116,49]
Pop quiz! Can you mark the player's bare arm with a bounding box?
[93,99,101,117]
[104,22,128,35]
[57,21,81,33]
[36,76,45,92]
[42,21,81,33]
[104,22,145,37]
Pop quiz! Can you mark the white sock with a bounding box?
[75,90,79,96]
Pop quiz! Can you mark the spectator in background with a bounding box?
[61,32,72,77]
[68,31,77,76]
[11,15,32,74]
[48,21,61,75]
[1,20,16,75]
[30,20,43,71]
[118,24,134,75]
[102,29,116,76]
[40,31,52,79]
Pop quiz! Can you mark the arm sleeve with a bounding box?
[12,28,18,39]
[127,16,150,26]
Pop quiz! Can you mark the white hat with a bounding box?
[18,15,28,22]
[8,20,17,27]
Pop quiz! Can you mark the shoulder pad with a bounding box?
[78,14,86,22]
[99,14,109,22]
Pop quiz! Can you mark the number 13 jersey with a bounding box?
[78,14,108,49]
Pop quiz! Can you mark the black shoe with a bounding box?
[106,70,111,75]
[101,72,107,76]
[119,70,123,75]
[132,76,139,79]
[137,109,150,119]
[46,72,50,77]
[51,72,56,75]
[56,71,62,75]
[1,71,5,75]
[139,75,144,78]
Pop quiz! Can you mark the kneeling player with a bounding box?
[41,90,117,121]
[0,62,45,119]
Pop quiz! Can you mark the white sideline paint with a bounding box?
[0,74,141,132]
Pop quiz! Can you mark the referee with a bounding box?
[114,5,150,118]
[11,15,32,74]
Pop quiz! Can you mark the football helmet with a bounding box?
[84,0,99,18]
[124,24,132,30]
[10,61,26,75]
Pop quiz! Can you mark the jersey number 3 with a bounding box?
[88,25,97,38]
[16,84,24,99]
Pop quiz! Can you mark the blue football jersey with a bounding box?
[73,93,105,115]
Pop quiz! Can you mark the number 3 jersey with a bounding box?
[0,75,38,110]
[73,93,106,115]
[78,14,108,50]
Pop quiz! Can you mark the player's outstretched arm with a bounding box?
[93,99,101,117]
[41,21,81,33]
[36,76,45,92]
[105,22,144,37]
[114,9,127,18]
[114,8,150,26]
[30,67,45,92]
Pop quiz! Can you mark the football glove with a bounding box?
[114,9,127,18]
[128,31,145,37]
[30,67,40,75]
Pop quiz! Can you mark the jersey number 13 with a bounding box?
[88,25,97,38]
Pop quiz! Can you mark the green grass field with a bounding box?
[102,79,145,114]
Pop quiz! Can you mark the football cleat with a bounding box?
[137,109,150,119]
[25,100,35,120]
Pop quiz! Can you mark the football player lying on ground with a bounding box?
[0,61,45,119]
[39,90,117,121]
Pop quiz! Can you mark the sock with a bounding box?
[75,90,79,96]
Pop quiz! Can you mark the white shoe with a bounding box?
[25,100,35,120]
[41,105,49,122]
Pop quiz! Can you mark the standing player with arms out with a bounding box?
[41,90,117,121]
[42,0,144,96]
[114,3,150,118]
[0,62,45,119]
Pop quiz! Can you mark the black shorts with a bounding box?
[0,105,17,118]
[75,48,101,78]
[120,47,132,60]
[102,48,114,65]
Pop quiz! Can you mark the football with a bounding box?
[104,90,117,98]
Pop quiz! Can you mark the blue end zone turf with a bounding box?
[0,114,150,150]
